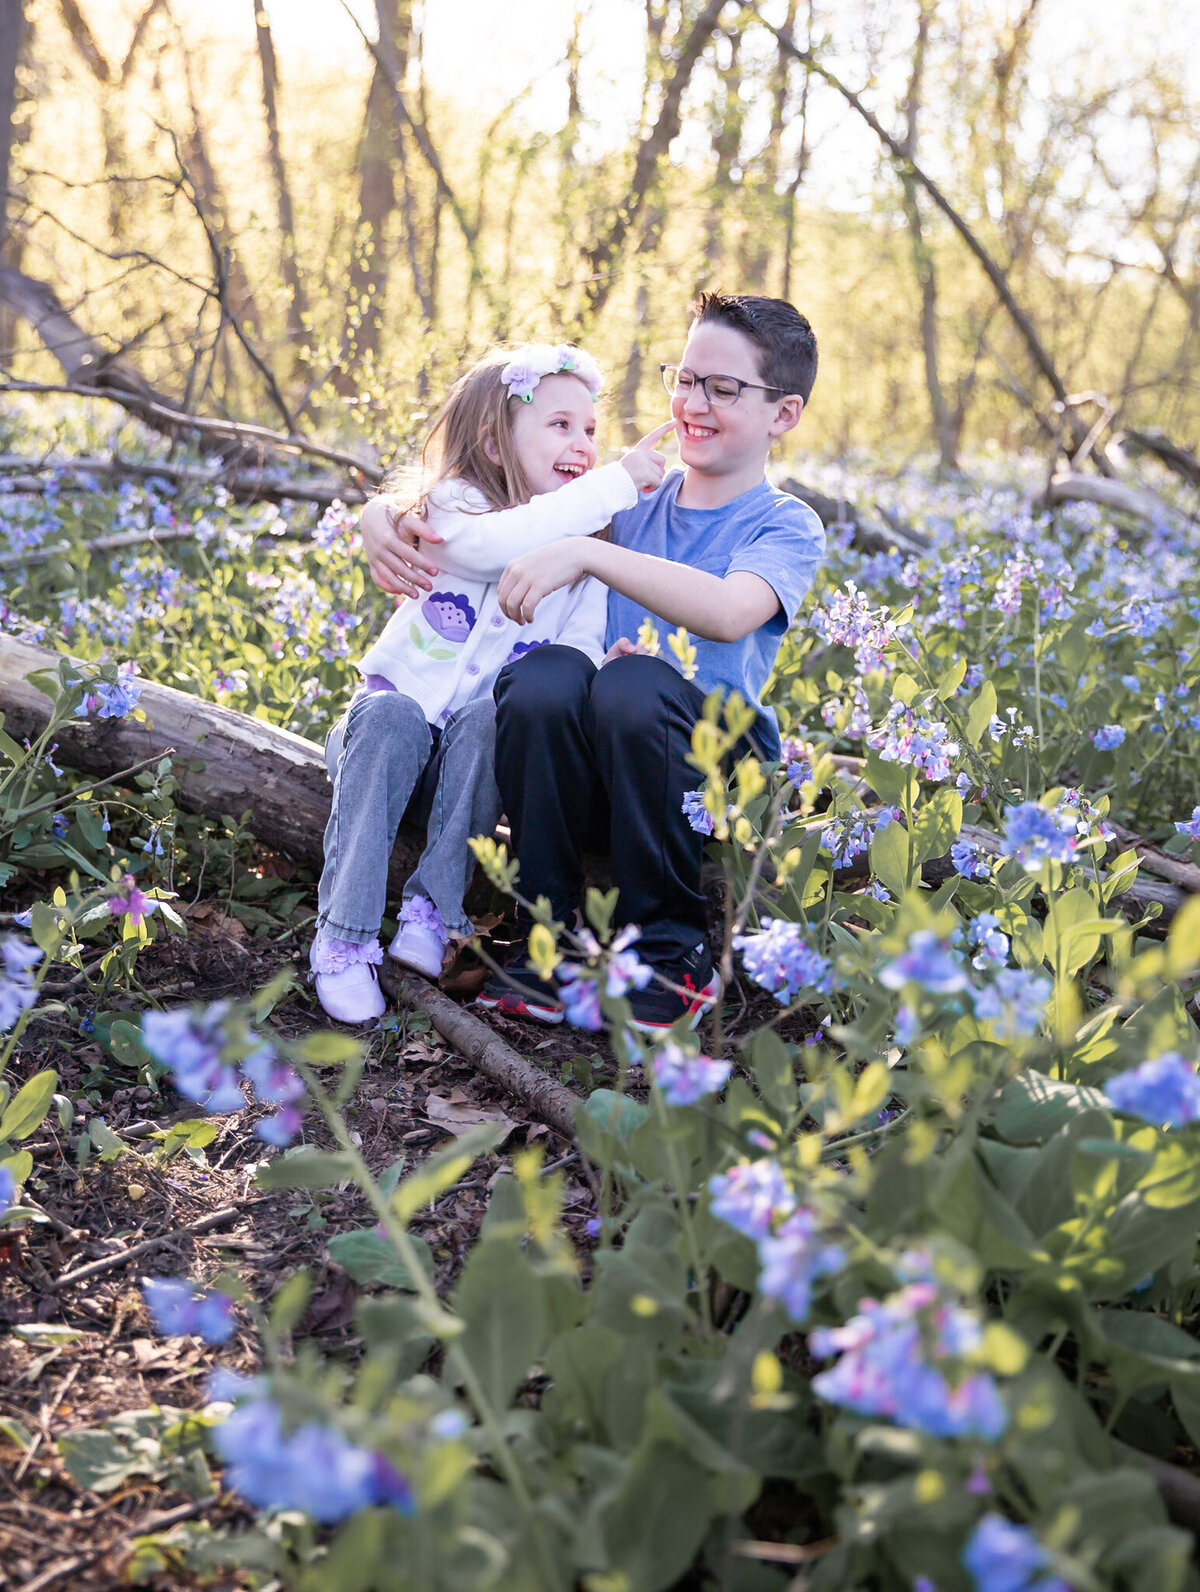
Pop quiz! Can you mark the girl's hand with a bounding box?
[618,420,675,494]
[360,498,445,599]
[498,541,590,624]
[601,636,651,665]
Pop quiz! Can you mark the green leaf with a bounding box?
[294,1032,362,1065]
[966,680,998,747]
[936,657,967,700]
[107,1019,151,1070]
[580,1088,650,1143]
[87,1119,124,1163]
[327,1227,431,1290]
[255,1149,355,1190]
[0,1070,58,1142]
[29,901,64,959]
[744,1030,796,1117]
[869,819,909,898]
[989,1071,1107,1145]
[908,788,962,868]
[599,1440,715,1592]
[453,1239,548,1409]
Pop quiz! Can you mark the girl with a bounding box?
[312,343,665,1022]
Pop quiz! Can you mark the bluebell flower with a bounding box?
[142,1005,247,1113]
[868,701,960,782]
[143,1277,235,1344]
[557,967,603,1031]
[810,1272,1008,1442]
[213,1394,414,1522]
[0,1165,16,1213]
[604,928,653,998]
[895,1004,919,1046]
[1105,1053,1200,1127]
[1175,807,1200,841]
[1000,802,1076,870]
[971,969,1051,1039]
[0,935,42,1033]
[757,1208,845,1323]
[962,1515,1069,1592]
[681,789,715,836]
[880,931,968,994]
[968,913,1009,970]
[709,1159,794,1240]
[652,1041,731,1105]
[1090,724,1125,751]
[732,918,833,1005]
[429,1409,469,1441]
[951,839,991,880]
[1121,674,1140,691]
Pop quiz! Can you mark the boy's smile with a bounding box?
[669,321,801,509]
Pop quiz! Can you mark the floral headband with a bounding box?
[499,344,603,403]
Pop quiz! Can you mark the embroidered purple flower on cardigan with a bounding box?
[422,592,477,643]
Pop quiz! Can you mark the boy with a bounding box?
[363,293,824,1032]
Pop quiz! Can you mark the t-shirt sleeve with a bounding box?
[725,498,826,625]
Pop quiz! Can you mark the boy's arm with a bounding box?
[498,537,781,643]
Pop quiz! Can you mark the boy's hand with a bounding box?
[618,420,675,494]
[360,498,444,599]
[601,636,651,665]
[498,541,589,624]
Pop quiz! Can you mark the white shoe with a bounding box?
[387,921,445,979]
[315,963,386,1023]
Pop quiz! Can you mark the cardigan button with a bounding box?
[467,663,480,676]
[490,615,505,628]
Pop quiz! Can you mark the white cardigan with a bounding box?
[356,462,638,727]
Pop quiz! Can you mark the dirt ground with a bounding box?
[1,885,805,1592]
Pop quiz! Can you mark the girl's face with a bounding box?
[508,373,598,496]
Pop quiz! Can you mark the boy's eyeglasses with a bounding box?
[660,364,788,407]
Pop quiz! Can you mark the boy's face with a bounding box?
[670,321,801,483]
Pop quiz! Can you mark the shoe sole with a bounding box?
[475,991,565,1025]
[626,978,722,1037]
[386,951,443,980]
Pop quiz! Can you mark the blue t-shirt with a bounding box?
[605,471,825,758]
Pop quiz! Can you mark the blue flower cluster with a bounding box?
[213,1384,414,1524]
[71,661,143,720]
[868,700,960,783]
[879,931,968,994]
[962,1514,1069,1592]
[815,580,898,672]
[971,968,1052,1039]
[1105,1052,1200,1127]
[821,806,900,868]
[732,918,834,1005]
[968,913,1009,970]
[143,1277,235,1344]
[0,935,43,1032]
[1090,723,1125,750]
[681,789,715,836]
[810,1264,1008,1441]
[652,1041,731,1105]
[1176,806,1200,842]
[951,838,992,880]
[709,1160,843,1323]
[0,1165,15,1213]
[1000,803,1077,870]
[141,1003,304,1145]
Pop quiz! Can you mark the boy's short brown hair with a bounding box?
[690,291,818,404]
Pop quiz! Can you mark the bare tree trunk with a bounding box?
[337,0,411,386]
[578,0,729,329]
[252,0,309,355]
[0,0,24,255]
[697,26,743,286]
[896,0,957,473]
[614,200,666,444]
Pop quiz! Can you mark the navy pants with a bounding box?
[494,646,709,962]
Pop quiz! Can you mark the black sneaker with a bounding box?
[626,941,721,1035]
[475,957,564,1025]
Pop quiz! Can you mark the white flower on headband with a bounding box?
[500,344,603,403]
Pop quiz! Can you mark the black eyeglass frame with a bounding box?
[660,363,790,406]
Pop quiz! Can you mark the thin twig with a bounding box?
[49,1204,250,1290]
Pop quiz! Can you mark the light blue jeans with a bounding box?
[315,690,501,943]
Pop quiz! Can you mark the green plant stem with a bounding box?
[292,1058,561,1592]
[646,1071,716,1338]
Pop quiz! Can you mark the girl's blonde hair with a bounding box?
[385,348,596,519]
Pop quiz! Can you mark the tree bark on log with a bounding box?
[778,477,928,557]
[0,636,425,889]
[1046,471,1183,525]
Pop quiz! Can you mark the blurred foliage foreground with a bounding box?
[4,421,1200,1592]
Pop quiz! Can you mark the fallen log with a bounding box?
[1046,471,1182,526]
[779,477,929,558]
[0,635,425,887]
[1120,428,1200,491]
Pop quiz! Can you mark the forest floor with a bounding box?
[0,881,787,1592]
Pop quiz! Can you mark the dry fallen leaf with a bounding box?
[425,1089,516,1140]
